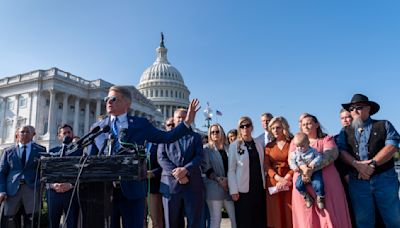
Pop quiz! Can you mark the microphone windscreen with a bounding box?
[90,126,101,134]
[62,135,72,144]
[101,125,111,133]
[119,128,129,140]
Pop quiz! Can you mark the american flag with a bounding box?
[216,110,222,116]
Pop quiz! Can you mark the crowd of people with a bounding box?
[0,88,399,228]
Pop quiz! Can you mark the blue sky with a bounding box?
[0,0,399,136]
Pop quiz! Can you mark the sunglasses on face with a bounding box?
[211,130,220,135]
[239,123,252,129]
[104,96,118,103]
[349,105,365,112]
[166,123,175,127]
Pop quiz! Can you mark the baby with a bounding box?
[289,132,325,209]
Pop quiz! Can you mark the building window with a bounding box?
[150,90,153,97]
[175,91,178,98]
[4,120,14,140]
[19,96,27,109]
[7,98,14,110]
[160,90,163,97]
[46,99,50,106]
[155,90,158,97]
[165,90,168,97]
[59,103,63,109]
[17,118,26,129]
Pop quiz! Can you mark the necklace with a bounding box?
[244,140,253,150]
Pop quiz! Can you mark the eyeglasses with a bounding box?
[349,105,365,112]
[166,123,175,127]
[104,96,118,103]
[211,130,220,135]
[239,124,252,129]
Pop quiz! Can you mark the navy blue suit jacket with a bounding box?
[0,143,46,196]
[90,115,191,200]
[148,143,162,194]
[157,132,204,197]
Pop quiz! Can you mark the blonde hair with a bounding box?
[268,116,293,142]
[109,86,132,102]
[174,108,187,116]
[207,123,227,149]
[236,116,253,151]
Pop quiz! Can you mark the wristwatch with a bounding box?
[369,159,377,168]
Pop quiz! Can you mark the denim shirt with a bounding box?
[337,117,400,160]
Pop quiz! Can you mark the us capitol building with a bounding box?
[0,34,191,150]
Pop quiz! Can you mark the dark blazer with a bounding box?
[148,143,162,194]
[91,115,191,200]
[0,143,46,196]
[157,132,204,196]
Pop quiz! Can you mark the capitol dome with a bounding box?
[137,33,190,120]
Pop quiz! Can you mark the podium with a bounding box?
[41,155,147,183]
[41,155,147,228]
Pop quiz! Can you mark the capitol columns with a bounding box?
[95,99,101,119]
[28,92,34,125]
[0,96,5,143]
[12,94,20,133]
[73,97,80,136]
[61,93,69,125]
[84,101,90,133]
[47,89,57,139]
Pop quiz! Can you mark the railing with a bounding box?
[0,67,112,89]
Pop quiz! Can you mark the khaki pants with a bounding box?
[147,193,164,228]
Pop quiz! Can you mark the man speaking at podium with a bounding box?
[90,86,200,228]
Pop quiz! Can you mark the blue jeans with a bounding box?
[349,167,400,228]
[295,169,325,197]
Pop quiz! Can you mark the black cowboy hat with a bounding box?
[341,93,380,115]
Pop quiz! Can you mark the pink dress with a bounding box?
[289,136,352,228]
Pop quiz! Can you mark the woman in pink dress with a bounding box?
[289,114,352,228]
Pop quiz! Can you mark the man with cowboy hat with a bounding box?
[336,93,400,227]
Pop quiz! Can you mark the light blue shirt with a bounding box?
[337,117,400,160]
[17,141,32,164]
[110,113,129,130]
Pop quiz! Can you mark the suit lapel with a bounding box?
[10,146,22,167]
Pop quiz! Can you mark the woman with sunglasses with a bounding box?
[227,117,265,228]
[264,116,293,228]
[289,114,351,227]
[202,123,236,228]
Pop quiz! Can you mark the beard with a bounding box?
[351,117,364,130]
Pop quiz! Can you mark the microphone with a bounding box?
[81,125,111,148]
[69,126,100,150]
[107,133,115,156]
[60,136,72,157]
[118,128,129,147]
[97,130,112,156]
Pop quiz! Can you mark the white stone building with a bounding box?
[137,34,190,120]
[0,68,164,150]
